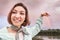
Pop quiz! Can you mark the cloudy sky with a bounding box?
[0,0,60,30]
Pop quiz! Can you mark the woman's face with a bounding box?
[11,6,26,28]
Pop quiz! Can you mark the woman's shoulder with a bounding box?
[0,27,7,33]
[0,25,11,33]
[0,26,14,40]
[0,26,10,36]
[0,27,8,38]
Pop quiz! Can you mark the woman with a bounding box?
[0,3,46,40]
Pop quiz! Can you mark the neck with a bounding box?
[17,25,21,29]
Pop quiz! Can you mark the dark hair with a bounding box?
[8,3,30,26]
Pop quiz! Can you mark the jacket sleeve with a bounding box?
[23,17,43,38]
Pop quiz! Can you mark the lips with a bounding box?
[13,17,21,23]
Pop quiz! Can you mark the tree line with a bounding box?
[37,29,60,36]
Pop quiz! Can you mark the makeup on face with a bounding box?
[11,6,26,28]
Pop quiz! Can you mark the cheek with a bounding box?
[21,15,25,22]
[11,15,15,22]
[22,15,25,21]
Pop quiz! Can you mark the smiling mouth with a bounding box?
[13,18,21,23]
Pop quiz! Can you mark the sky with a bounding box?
[0,0,60,30]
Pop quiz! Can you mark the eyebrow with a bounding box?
[12,9,16,12]
[13,9,25,12]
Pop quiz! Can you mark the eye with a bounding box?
[20,12,25,15]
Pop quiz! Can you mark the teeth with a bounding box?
[16,20,21,22]
[16,19,21,22]
[13,18,21,22]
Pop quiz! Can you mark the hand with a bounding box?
[41,12,50,17]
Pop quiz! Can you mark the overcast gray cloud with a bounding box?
[0,0,60,30]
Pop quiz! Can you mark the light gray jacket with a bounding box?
[0,17,42,40]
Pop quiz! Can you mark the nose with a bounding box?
[15,12,21,20]
[16,12,21,18]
